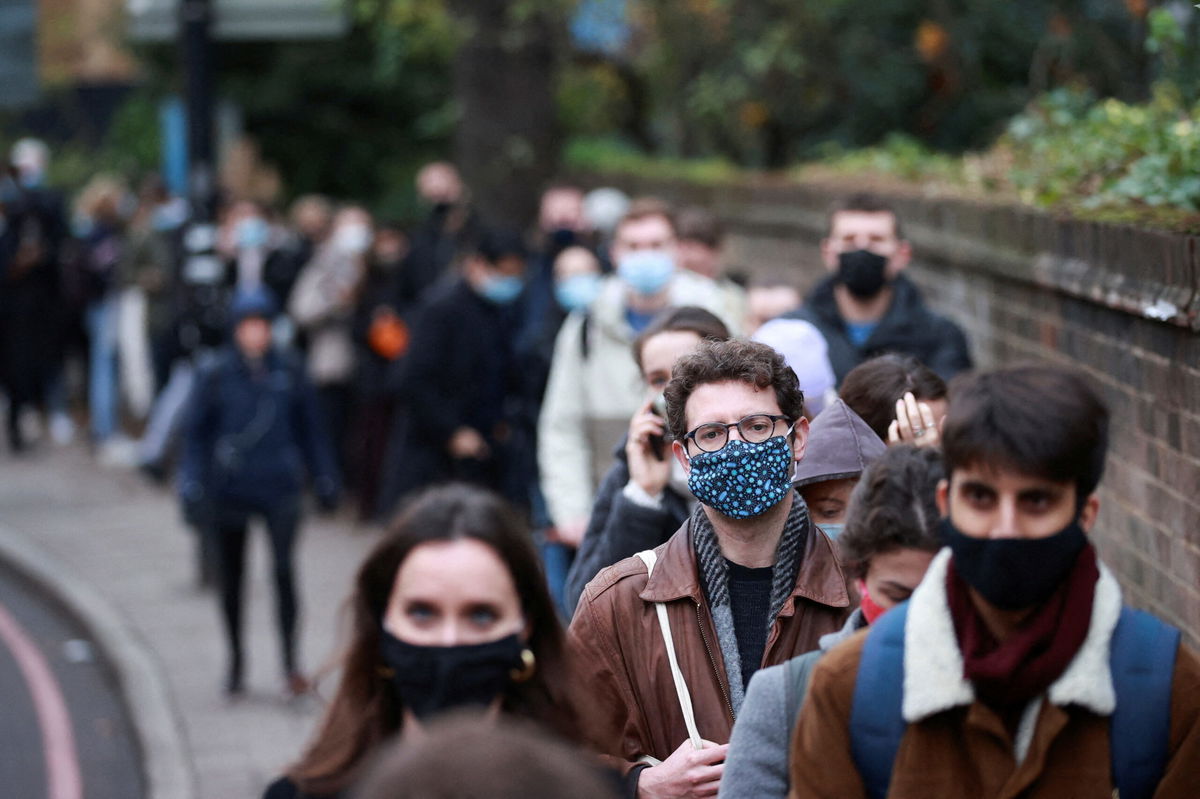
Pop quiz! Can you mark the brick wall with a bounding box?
[589,174,1200,649]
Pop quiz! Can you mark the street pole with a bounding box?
[178,0,226,350]
[181,0,215,224]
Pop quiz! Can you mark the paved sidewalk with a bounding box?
[0,444,383,799]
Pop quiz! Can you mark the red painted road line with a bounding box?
[0,601,82,799]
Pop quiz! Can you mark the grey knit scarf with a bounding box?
[690,493,810,715]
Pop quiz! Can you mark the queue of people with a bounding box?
[3,138,1195,799]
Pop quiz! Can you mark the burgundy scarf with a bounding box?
[946,544,1099,709]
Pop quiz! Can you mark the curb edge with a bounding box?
[0,523,196,799]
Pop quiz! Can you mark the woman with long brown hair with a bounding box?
[263,483,580,799]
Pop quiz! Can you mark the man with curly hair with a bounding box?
[569,338,853,799]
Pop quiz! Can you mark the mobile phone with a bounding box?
[647,394,668,461]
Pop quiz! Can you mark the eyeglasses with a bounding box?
[683,414,792,454]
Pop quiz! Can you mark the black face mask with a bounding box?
[837,249,889,299]
[941,516,1087,611]
[380,630,524,721]
[549,227,577,249]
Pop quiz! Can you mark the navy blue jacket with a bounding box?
[180,347,339,509]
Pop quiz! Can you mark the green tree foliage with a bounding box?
[217,23,456,220]
[567,0,1153,167]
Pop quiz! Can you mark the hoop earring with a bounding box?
[510,648,536,683]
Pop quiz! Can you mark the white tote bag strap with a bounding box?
[636,550,703,751]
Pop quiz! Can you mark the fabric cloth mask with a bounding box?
[687,434,794,519]
[236,217,270,250]
[479,273,524,305]
[379,630,525,721]
[837,249,889,299]
[618,250,675,296]
[940,516,1088,611]
[333,223,372,255]
[554,273,602,312]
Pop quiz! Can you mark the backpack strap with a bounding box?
[1109,606,1180,799]
[635,549,703,753]
[849,602,909,799]
[784,650,822,731]
[578,311,592,361]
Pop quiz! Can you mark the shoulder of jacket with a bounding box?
[577,554,651,607]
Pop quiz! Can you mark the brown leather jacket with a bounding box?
[567,513,852,770]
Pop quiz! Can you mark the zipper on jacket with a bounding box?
[695,601,735,721]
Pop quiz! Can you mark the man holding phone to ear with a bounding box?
[569,339,852,798]
[563,307,731,616]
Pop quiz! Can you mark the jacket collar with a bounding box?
[638,502,851,612]
[902,548,1123,724]
[807,274,927,335]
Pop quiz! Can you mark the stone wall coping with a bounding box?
[580,173,1200,331]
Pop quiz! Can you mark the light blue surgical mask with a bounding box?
[554,272,602,312]
[819,523,845,539]
[479,273,524,304]
[236,217,270,250]
[618,250,675,296]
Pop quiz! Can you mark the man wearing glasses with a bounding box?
[568,339,853,799]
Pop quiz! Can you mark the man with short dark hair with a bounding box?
[384,229,530,509]
[788,364,1200,799]
[570,338,852,799]
[778,193,971,383]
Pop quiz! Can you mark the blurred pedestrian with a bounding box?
[349,222,409,521]
[519,184,589,347]
[264,484,581,799]
[72,175,134,461]
[0,139,70,452]
[562,306,730,617]
[381,230,528,511]
[124,175,185,394]
[513,244,604,608]
[721,445,943,799]
[537,198,731,551]
[290,205,373,490]
[743,279,801,334]
[790,365,1200,798]
[780,193,972,383]
[276,194,333,308]
[179,287,340,697]
[397,162,482,311]
[354,714,618,799]
[675,206,747,328]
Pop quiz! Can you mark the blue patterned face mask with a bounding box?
[686,434,794,519]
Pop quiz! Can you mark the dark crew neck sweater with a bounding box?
[725,559,774,688]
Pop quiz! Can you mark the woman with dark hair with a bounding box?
[263,484,580,799]
[720,445,944,799]
[838,353,948,446]
[561,306,731,616]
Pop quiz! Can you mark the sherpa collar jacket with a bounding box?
[788,549,1200,799]
[567,507,852,774]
